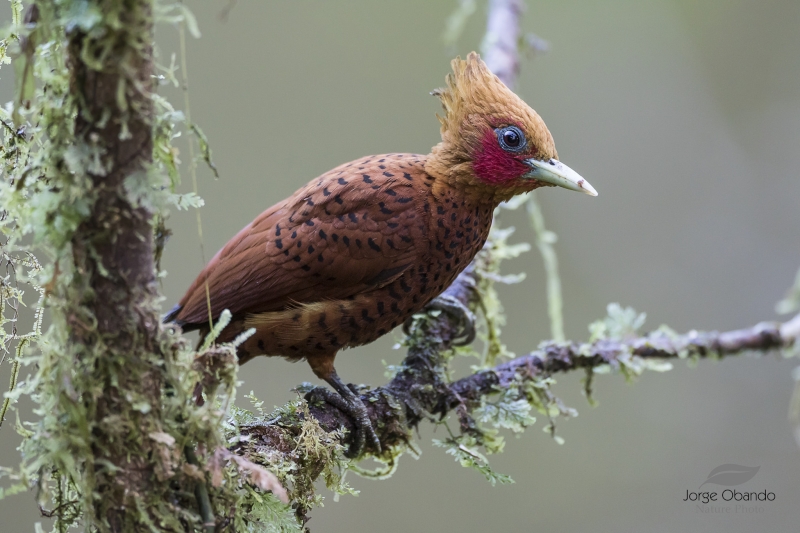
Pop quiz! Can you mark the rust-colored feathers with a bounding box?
[176,154,424,327]
[169,52,569,366]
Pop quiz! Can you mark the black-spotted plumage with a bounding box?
[169,153,494,368]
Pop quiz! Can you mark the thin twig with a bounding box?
[178,12,214,329]
[0,349,22,427]
[185,446,215,533]
[0,117,25,140]
[527,193,565,341]
[239,263,799,455]
[482,0,525,87]
[450,317,795,404]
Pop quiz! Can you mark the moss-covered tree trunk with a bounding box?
[4,2,270,530]
[62,1,164,529]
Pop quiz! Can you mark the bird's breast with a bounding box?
[421,182,496,269]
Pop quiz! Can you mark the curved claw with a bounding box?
[402,315,414,337]
[305,386,351,412]
[426,295,477,346]
[306,382,381,459]
[348,393,382,458]
[403,295,477,346]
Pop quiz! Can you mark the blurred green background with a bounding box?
[2,0,800,531]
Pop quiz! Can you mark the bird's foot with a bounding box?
[423,294,477,346]
[305,383,381,459]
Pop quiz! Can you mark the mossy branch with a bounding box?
[231,248,799,500]
[451,314,797,403]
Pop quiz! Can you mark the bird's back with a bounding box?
[172,154,429,327]
[168,153,495,361]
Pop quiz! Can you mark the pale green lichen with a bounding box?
[433,435,513,486]
[472,219,531,368]
[227,393,356,519]
[588,303,647,342]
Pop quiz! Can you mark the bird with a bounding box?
[164,52,597,457]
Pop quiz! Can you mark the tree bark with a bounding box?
[483,0,525,87]
[64,1,163,529]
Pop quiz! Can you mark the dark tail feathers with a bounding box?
[163,304,185,326]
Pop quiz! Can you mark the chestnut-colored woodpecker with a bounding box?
[165,52,596,457]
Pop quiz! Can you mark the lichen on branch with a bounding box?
[229,233,800,507]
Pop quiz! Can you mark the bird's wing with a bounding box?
[175,154,431,327]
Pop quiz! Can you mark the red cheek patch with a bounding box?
[472,128,530,184]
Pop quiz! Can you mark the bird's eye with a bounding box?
[496,126,527,153]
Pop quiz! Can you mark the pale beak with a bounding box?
[523,158,598,197]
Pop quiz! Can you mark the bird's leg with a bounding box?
[404,294,476,346]
[305,354,381,458]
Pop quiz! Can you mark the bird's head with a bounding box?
[427,52,596,202]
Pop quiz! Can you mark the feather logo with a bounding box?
[699,464,760,488]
